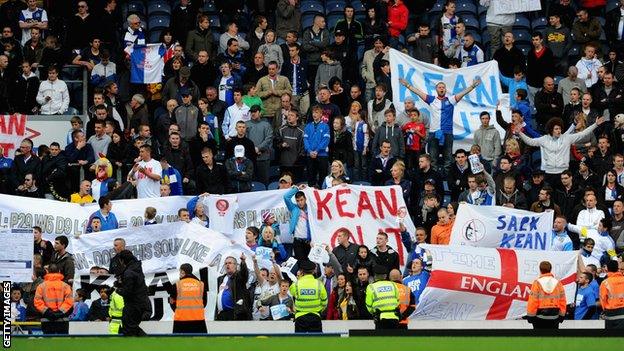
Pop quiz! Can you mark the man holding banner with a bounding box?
[398,76,480,176]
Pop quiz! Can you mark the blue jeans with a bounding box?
[427,132,453,176]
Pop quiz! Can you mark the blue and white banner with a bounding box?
[389,49,506,151]
[128,43,166,84]
[449,203,556,250]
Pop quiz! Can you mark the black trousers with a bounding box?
[121,305,147,336]
[41,321,69,334]
[605,319,624,329]
[294,313,322,333]
[375,319,400,330]
[306,156,328,188]
[172,320,208,334]
[293,238,311,261]
[531,318,559,329]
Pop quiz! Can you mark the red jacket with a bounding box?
[581,0,606,8]
[387,1,409,38]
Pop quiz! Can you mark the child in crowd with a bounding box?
[260,211,281,238]
[144,206,157,225]
[69,289,89,321]
[402,109,426,170]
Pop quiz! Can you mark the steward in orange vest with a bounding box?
[34,264,74,335]
[169,263,207,334]
[390,269,415,329]
[599,260,624,329]
[526,261,567,329]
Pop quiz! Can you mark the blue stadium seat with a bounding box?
[607,0,619,12]
[431,0,445,13]
[202,1,219,14]
[326,0,346,15]
[351,0,366,14]
[327,13,342,31]
[355,13,366,23]
[208,15,221,30]
[267,182,280,190]
[148,15,170,31]
[517,44,531,56]
[148,0,171,16]
[128,0,146,15]
[479,16,487,30]
[462,15,479,32]
[456,1,477,16]
[512,29,532,45]
[597,16,606,27]
[531,17,547,31]
[251,182,267,192]
[300,1,324,15]
[148,29,163,43]
[478,4,488,16]
[513,15,530,30]
[301,14,316,30]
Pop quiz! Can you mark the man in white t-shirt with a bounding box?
[128,144,162,198]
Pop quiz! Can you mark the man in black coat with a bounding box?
[195,147,228,194]
[40,142,68,200]
[115,250,151,336]
[10,138,40,192]
[215,253,251,321]
[369,140,396,186]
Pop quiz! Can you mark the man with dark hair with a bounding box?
[447,149,472,201]
[600,259,624,328]
[36,65,69,115]
[526,261,567,329]
[52,235,75,285]
[128,144,162,199]
[284,184,311,260]
[216,253,251,321]
[256,61,292,119]
[407,23,438,65]
[530,186,562,215]
[574,272,597,320]
[370,140,397,186]
[185,14,214,60]
[88,196,119,232]
[281,43,310,114]
[527,32,556,106]
[33,226,53,265]
[115,250,151,336]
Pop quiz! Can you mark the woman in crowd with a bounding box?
[327,273,347,320]
[385,160,411,206]
[257,226,288,264]
[322,160,351,189]
[337,281,359,320]
[599,170,624,209]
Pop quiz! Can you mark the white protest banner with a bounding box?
[207,194,238,235]
[0,228,34,282]
[493,0,541,14]
[1,115,77,157]
[202,189,293,244]
[72,222,234,275]
[413,244,577,320]
[450,203,556,250]
[389,49,505,151]
[0,194,192,240]
[305,184,416,268]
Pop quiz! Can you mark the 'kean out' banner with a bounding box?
[449,203,556,250]
[412,244,577,320]
[305,184,416,268]
[389,49,505,151]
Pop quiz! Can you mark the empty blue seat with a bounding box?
[208,15,221,30]
[251,182,267,192]
[148,29,163,43]
[517,44,531,56]
[512,29,532,45]
[202,1,218,14]
[462,15,479,31]
[531,17,547,31]
[351,0,366,14]
[513,15,530,30]
[456,1,477,16]
[431,0,445,13]
[301,13,316,30]
[300,1,324,15]
[327,13,342,31]
[148,0,171,16]
[267,182,280,190]
[326,0,346,15]
[148,15,170,31]
[128,0,145,15]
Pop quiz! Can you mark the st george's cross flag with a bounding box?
[411,245,577,320]
[127,43,166,84]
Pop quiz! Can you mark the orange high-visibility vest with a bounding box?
[526,273,567,319]
[395,282,413,325]
[34,272,73,319]
[173,277,205,321]
[600,272,624,319]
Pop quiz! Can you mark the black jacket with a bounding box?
[534,89,564,125]
[10,153,41,190]
[493,45,527,78]
[196,161,228,195]
[163,145,194,179]
[40,152,68,198]
[369,155,396,186]
[448,164,473,202]
[216,259,251,320]
[329,130,354,167]
[189,135,218,168]
[87,298,110,321]
[13,73,39,114]
[116,256,150,309]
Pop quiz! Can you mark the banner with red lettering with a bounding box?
[305,184,416,269]
[412,244,578,320]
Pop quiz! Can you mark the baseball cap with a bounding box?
[179,87,190,96]
[279,174,293,184]
[234,145,245,158]
[424,178,436,185]
[334,29,346,37]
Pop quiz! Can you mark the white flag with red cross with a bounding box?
[412,245,578,320]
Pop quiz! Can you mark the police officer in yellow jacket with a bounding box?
[290,260,328,332]
[366,265,400,329]
[108,289,124,334]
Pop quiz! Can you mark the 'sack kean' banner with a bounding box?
[449,203,556,250]
[389,49,505,151]
[412,244,577,320]
[305,184,416,268]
